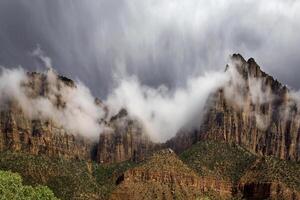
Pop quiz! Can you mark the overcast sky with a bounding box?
[0,0,299,97]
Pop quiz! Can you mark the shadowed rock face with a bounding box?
[167,54,300,162]
[239,182,300,200]
[97,109,157,164]
[238,157,300,200]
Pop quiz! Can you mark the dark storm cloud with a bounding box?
[0,0,300,97]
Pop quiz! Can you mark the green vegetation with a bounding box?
[137,149,196,174]
[110,149,224,200]
[0,170,58,200]
[0,141,299,199]
[196,190,228,200]
[0,151,136,200]
[93,160,138,198]
[180,140,300,193]
[180,140,257,183]
[240,156,300,191]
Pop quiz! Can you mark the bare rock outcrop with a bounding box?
[239,182,300,200]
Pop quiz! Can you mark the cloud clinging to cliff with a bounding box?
[0,67,105,140]
[106,70,229,142]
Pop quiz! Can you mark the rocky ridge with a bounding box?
[180,140,300,200]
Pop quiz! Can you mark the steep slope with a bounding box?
[168,54,300,162]
[180,140,256,183]
[180,140,300,200]
[239,157,300,200]
[110,149,231,200]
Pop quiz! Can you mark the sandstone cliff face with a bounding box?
[97,109,157,164]
[168,54,300,162]
[0,72,96,160]
[0,104,95,160]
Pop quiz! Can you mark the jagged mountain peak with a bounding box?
[228,53,287,94]
[231,53,246,62]
[231,53,258,66]
[230,53,262,77]
[26,69,76,89]
[110,108,128,122]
